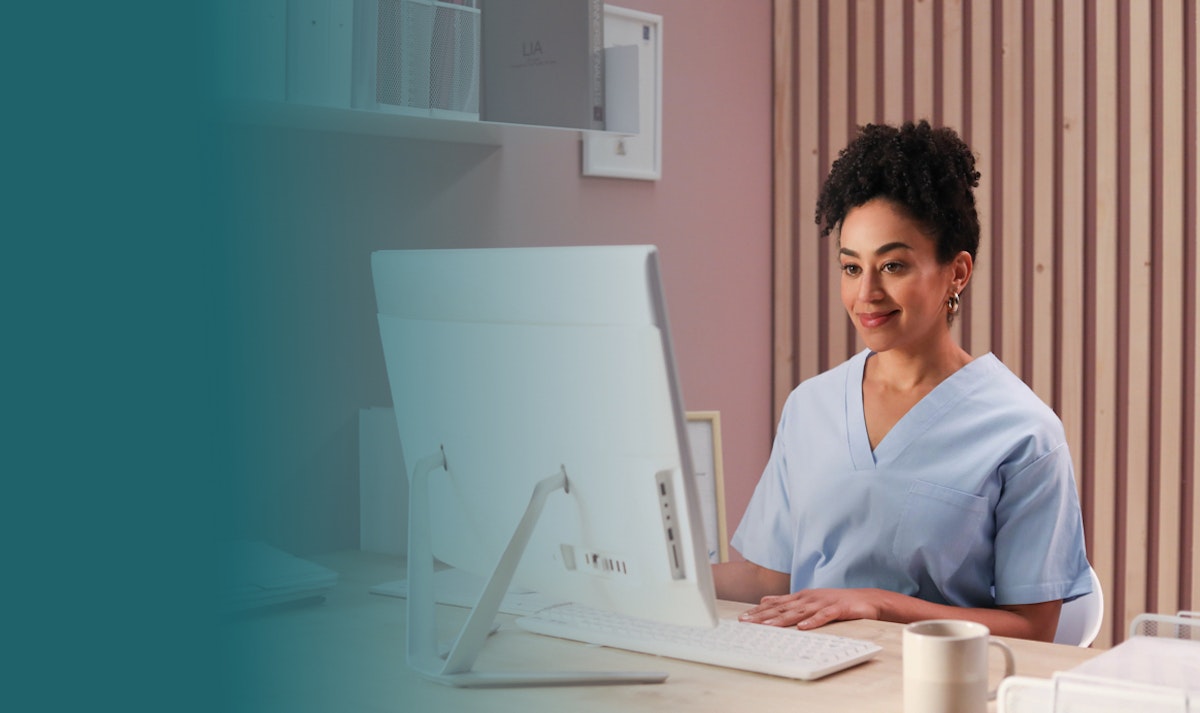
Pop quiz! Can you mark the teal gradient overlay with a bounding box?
[4,2,662,709]
[206,5,662,711]
[211,4,430,710]
[8,3,231,712]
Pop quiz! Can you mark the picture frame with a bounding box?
[686,410,728,563]
[581,5,663,180]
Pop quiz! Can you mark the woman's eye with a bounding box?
[882,262,905,274]
[841,264,861,277]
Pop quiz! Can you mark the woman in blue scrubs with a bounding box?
[713,121,1091,642]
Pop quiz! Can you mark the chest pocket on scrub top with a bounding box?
[891,479,989,575]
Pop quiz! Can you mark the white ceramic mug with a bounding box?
[903,620,1016,713]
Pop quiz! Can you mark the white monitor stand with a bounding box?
[405,449,667,687]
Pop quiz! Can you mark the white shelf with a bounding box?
[224,100,500,144]
[223,100,632,146]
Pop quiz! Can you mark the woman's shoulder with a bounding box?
[967,353,1067,435]
[970,354,1048,401]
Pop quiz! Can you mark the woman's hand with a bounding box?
[737,588,885,630]
[736,588,1064,642]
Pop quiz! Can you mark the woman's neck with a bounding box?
[865,339,973,393]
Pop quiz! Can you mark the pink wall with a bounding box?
[471,0,776,550]
[642,0,774,552]
[227,0,774,554]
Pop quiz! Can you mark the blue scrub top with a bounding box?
[732,350,1092,607]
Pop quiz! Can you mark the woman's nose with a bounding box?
[857,271,883,302]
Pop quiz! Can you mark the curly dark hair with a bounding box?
[814,120,980,264]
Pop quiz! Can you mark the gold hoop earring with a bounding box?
[948,292,961,315]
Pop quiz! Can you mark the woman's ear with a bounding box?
[951,250,973,295]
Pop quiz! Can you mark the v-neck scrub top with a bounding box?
[731,350,1092,608]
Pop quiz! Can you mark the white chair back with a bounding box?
[1053,566,1104,647]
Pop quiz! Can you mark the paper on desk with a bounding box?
[1068,636,1200,691]
[370,567,566,616]
[224,540,338,611]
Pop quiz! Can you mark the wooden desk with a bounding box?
[223,550,1103,713]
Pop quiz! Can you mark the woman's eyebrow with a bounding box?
[838,242,914,258]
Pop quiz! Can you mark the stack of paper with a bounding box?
[998,635,1200,712]
[225,540,339,611]
[1069,635,1200,692]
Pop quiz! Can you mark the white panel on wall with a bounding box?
[582,5,663,180]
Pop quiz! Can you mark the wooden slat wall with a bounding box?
[772,0,1199,648]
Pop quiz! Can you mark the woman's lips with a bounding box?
[858,311,897,329]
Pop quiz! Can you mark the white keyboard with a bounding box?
[515,603,882,680]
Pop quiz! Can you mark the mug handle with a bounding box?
[986,639,1016,701]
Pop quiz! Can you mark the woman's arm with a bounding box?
[711,560,791,604]
[737,588,1063,642]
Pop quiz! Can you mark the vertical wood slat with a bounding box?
[855,0,877,125]
[1059,0,1086,512]
[774,0,1198,647]
[854,0,883,360]
[912,0,935,119]
[1090,0,1121,648]
[968,0,995,358]
[772,0,797,422]
[883,0,906,124]
[943,0,966,349]
[825,0,851,371]
[851,0,877,359]
[999,0,1024,376]
[941,0,965,162]
[797,1,822,388]
[1156,0,1185,620]
[1191,0,1200,612]
[1124,0,1154,636]
[1028,0,1055,403]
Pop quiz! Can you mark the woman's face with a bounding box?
[837,198,965,355]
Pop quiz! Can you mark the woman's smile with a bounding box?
[857,310,898,329]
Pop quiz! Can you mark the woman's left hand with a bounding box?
[737,588,884,629]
